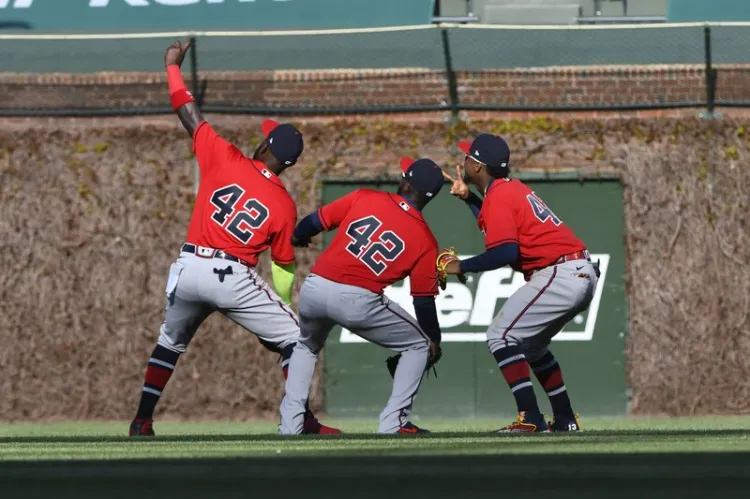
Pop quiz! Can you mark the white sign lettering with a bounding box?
[340,254,610,344]
[0,0,32,8]
[153,0,202,6]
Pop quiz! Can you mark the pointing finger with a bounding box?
[455,164,464,180]
[442,169,456,182]
[183,39,192,53]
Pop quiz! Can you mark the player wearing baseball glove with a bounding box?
[384,248,464,379]
[439,133,599,434]
[435,247,466,290]
[386,340,442,379]
[279,157,447,435]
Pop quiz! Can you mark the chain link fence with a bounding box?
[0,23,748,116]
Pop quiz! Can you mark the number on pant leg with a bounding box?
[210,184,270,243]
[526,192,562,226]
[345,216,405,275]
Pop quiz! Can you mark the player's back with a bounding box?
[312,189,438,295]
[186,123,296,267]
[482,179,584,271]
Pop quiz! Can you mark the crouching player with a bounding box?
[279,158,446,434]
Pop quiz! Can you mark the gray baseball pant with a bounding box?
[279,274,430,434]
[157,252,300,355]
[487,259,598,361]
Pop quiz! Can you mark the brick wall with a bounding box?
[2,64,750,114]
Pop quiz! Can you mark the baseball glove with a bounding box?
[386,344,443,379]
[436,247,466,290]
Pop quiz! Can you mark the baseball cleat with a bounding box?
[129,418,155,437]
[398,422,430,434]
[302,411,342,435]
[496,411,550,433]
[549,413,582,432]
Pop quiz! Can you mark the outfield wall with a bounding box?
[0,116,747,421]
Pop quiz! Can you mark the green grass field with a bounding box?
[2,417,749,498]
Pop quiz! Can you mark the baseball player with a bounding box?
[129,40,339,436]
[278,157,446,435]
[440,133,599,433]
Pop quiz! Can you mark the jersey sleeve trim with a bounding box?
[192,120,209,150]
[411,290,439,297]
[317,207,331,231]
[486,238,519,249]
[272,257,296,265]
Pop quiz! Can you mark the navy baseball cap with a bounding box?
[400,157,444,198]
[457,133,510,177]
[262,119,304,166]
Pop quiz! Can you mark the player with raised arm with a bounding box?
[278,158,445,435]
[129,40,339,436]
[440,134,600,433]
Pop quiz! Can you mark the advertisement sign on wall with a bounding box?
[0,0,435,31]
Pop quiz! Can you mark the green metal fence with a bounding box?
[1,22,749,116]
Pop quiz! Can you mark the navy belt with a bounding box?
[181,243,252,267]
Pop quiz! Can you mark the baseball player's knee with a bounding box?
[486,333,520,356]
[157,327,188,354]
[523,345,549,364]
[409,339,430,354]
[296,331,327,354]
[258,336,296,354]
[390,335,429,355]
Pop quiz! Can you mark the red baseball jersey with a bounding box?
[185,122,297,266]
[312,189,439,296]
[478,178,585,272]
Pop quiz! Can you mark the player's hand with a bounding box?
[165,39,192,68]
[443,259,467,283]
[443,259,461,275]
[290,234,310,248]
[426,341,442,375]
[429,341,440,359]
[436,248,468,290]
[442,165,469,200]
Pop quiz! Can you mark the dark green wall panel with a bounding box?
[323,179,627,419]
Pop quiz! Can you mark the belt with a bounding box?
[181,243,253,267]
[553,249,590,265]
[523,249,590,281]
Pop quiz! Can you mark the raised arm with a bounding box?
[165,40,204,137]
[443,165,482,219]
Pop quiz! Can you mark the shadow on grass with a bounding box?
[1,428,748,444]
[1,453,750,499]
